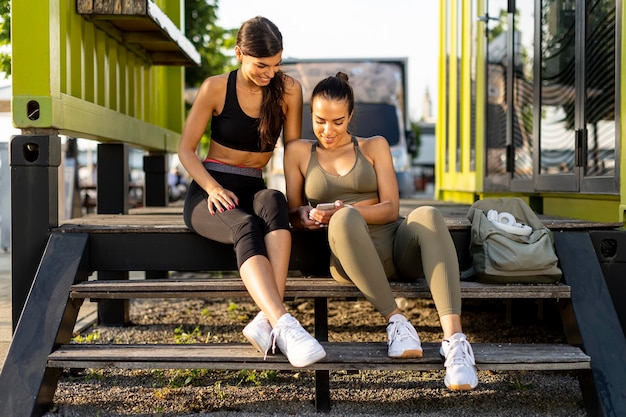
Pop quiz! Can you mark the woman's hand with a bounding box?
[206,187,239,215]
[308,200,347,227]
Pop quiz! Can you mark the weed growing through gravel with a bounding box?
[236,369,278,386]
[71,329,100,343]
[173,324,210,344]
[508,375,534,391]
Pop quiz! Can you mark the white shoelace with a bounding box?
[270,317,304,358]
[444,337,476,367]
[387,320,420,345]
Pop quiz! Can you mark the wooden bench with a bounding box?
[0,204,624,416]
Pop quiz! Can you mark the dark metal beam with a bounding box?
[0,233,89,417]
[554,231,626,417]
[10,134,61,329]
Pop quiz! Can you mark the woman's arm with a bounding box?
[349,136,400,224]
[178,74,238,213]
[284,139,317,229]
[281,75,303,146]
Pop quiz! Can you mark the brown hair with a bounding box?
[310,72,355,116]
[237,16,286,151]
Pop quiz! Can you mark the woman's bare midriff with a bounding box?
[206,140,274,169]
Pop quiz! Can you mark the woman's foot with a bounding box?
[243,311,272,354]
[440,333,479,390]
[386,314,423,358]
[271,313,326,367]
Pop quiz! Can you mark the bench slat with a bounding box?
[61,208,623,233]
[70,278,571,300]
[47,342,590,372]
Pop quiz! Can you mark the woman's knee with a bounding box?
[328,207,365,233]
[253,189,290,231]
[254,189,287,211]
[407,205,444,225]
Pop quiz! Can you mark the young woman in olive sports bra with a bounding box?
[284,72,478,390]
[177,16,325,368]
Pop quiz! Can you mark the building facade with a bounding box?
[437,0,624,222]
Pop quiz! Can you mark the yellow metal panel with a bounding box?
[438,0,487,201]
[12,0,58,98]
[448,0,458,175]
[82,20,95,103]
[68,6,83,99]
[436,0,447,199]
[543,196,621,223]
[107,39,118,112]
[459,0,468,174]
[474,0,486,192]
[95,29,107,107]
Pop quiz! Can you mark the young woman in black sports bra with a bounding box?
[177,16,325,368]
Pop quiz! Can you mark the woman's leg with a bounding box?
[238,254,288,325]
[328,208,422,358]
[253,189,291,301]
[393,206,477,389]
[327,207,398,317]
[185,180,325,366]
[186,184,291,326]
[393,205,462,336]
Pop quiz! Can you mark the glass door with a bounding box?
[537,0,618,193]
[484,0,512,190]
[484,0,536,191]
[536,0,579,191]
[485,0,618,194]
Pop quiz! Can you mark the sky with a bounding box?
[216,0,440,123]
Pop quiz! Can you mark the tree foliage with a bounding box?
[0,0,10,77]
[184,0,238,88]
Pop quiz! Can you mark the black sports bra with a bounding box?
[210,70,277,152]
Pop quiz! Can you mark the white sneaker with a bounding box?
[386,314,423,358]
[243,311,272,355]
[440,333,479,390]
[271,313,326,368]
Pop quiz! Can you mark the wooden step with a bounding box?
[70,278,572,300]
[47,342,590,372]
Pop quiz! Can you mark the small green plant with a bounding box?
[227,300,249,321]
[236,369,278,386]
[83,369,103,381]
[174,325,205,344]
[213,381,226,400]
[71,329,100,343]
[509,376,533,391]
[153,387,171,400]
[167,369,209,388]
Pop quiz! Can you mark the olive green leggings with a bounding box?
[327,206,461,318]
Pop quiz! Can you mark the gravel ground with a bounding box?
[43,296,588,417]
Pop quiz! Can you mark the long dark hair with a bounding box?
[237,16,286,151]
[311,72,355,116]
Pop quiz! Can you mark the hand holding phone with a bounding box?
[315,203,336,211]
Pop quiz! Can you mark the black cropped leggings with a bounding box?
[183,170,290,269]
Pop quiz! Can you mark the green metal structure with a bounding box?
[8,0,200,340]
[12,0,199,151]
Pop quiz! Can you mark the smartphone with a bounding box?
[315,203,336,211]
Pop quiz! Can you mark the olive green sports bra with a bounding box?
[304,136,379,206]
